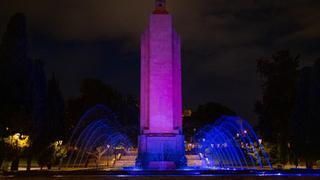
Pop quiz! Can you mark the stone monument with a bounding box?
[136,0,186,169]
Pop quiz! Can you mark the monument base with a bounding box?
[136,134,187,169]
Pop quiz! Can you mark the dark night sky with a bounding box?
[1,0,320,123]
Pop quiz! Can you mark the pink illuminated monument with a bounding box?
[136,0,186,169]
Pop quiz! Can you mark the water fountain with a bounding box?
[63,106,272,170]
[195,116,272,170]
[65,104,133,169]
[53,104,320,178]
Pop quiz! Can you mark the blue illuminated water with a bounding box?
[61,105,320,178]
[65,104,132,168]
[195,116,272,170]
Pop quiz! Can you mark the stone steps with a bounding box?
[114,155,137,168]
[186,155,202,167]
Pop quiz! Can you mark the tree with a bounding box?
[31,75,66,171]
[0,13,32,137]
[67,78,122,129]
[3,133,31,171]
[26,59,47,171]
[66,78,139,144]
[0,13,34,171]
[292,59,320,168]
[255,50,300,165]
[45,75,66,141]
[37,140,67,170]
[87,146,109,169]
[50,141,67,170]
[184,102,236,139]
[0,13,51,171]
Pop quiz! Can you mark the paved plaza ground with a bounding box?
[1,169,320,180]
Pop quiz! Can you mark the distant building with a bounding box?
[183,109,192,117]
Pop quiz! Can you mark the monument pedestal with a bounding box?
[136,134,186,169]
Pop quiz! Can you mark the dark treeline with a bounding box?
[66,78,140,144]
[255,50,320,168]
[0,13,66,171]
[292,59,320,168]
[0,13,140,171]
[183,102,236,140]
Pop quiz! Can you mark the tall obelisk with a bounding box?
[137,0,186,169]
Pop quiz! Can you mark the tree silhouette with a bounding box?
[292,59,320,168]
[255,50,300,165]
[184,102,236,139]
[87,146,109,169]
[0,13,34,171]
[66,78,139,144]
[0,13,54,171]
[45,75,66,142]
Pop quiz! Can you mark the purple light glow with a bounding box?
[137,0,186,168]
[140,15,182,134]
